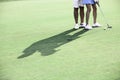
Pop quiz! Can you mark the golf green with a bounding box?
[0,0,120,80]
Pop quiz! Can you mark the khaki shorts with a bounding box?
[73,0,84,8]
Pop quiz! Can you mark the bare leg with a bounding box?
[92,4,97,24]
[80,7,84,24]
[74,8,78,24]
[86,4,91,25]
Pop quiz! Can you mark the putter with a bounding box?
[96,2,112,30]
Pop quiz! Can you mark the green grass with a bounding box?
[0,0,120,80]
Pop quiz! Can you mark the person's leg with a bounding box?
[86,4,91,25]
[79,6,86,27]
[92,3,101,27]
[73,8,80,29]
[92,4,97,24]
[80,7,84,24]
[74,8,79,24]
[79,0,86,27]
[73,0,80,29]
[85,4,92,29]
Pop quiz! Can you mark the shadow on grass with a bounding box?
[115,78,120,80]
[18,28,88,59]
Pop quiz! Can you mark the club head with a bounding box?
[107,24,112,28]
[107,26,112,28]
[104,24,112,30]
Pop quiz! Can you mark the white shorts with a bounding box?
[73,0,84,8]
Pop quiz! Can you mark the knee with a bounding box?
[87,7,91,12]
[74,8,78,12]
[93,5,97,11]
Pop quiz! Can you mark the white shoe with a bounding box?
[80,23,86,28]
[92,22,101,27]
[85,25,92,30]
[74,24,79,29]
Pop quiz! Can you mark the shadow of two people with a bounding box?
[18,28,88,59]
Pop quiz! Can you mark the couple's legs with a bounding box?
[74,7,84,24]
[86,4,97,25]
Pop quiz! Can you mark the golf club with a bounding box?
[96,2,112,30]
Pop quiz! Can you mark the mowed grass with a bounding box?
[0,0,120,80]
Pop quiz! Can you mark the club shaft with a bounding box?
[97,3,109,27]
